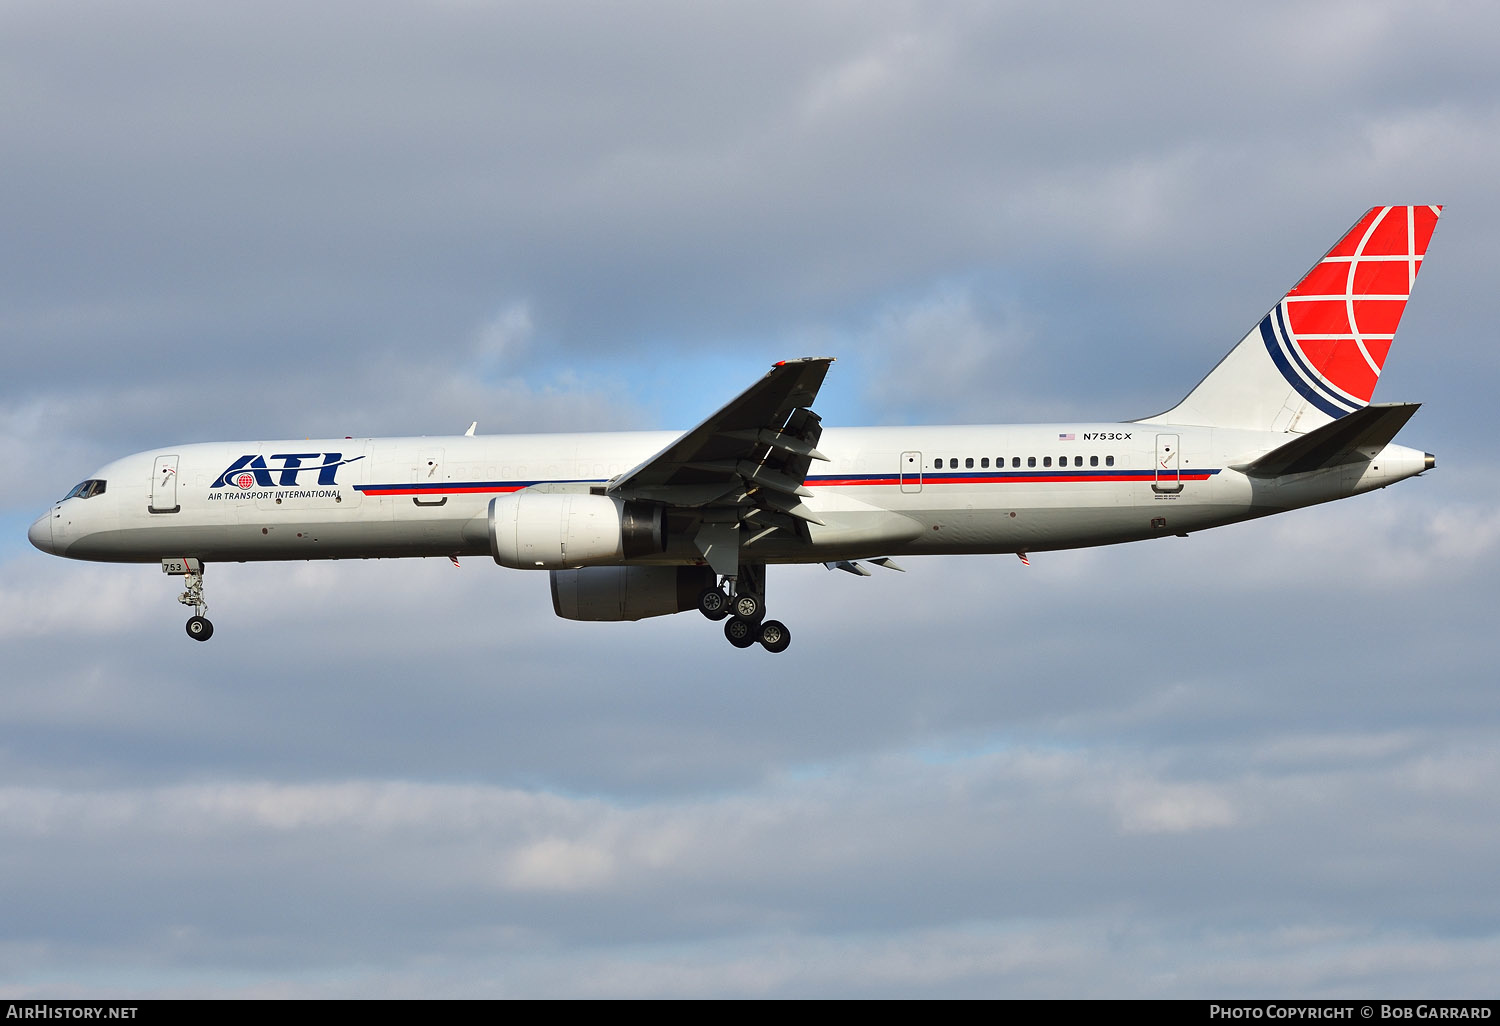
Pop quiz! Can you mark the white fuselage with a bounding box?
[29,422,1429,567]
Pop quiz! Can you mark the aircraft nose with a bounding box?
[28,513,55,555]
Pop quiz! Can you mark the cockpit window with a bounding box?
[64,479,106,500]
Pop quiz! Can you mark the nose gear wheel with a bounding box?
[175,566,215,642]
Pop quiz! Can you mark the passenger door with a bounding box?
[150,455,180,513]
[1153,434,1183,494]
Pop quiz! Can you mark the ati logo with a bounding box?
[211,453,365,489]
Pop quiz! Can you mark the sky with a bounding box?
[2,0,1499,998]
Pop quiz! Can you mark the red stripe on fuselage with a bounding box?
[808,473,1214,486]
[357,473,1217,497]
[357,484,528,496]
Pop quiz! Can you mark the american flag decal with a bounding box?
[1058,433,1075,441]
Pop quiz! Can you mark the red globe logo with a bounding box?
[235,473,254,489]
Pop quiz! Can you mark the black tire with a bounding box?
[724,616,757,648]
[698,586,730,621]
[731,592,762,621]
[758,619,791,653]
[186,616,214,642]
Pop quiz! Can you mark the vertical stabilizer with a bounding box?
[1146,205,1441,433]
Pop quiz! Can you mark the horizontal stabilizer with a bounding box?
[1237,402,1421,477]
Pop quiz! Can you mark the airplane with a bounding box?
[28,205,1441,652]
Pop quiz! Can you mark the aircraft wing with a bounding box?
[608,358,834,549]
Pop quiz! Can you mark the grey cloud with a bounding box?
[2,732,1497,996]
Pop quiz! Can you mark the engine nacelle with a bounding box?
[489,491,665,570]
[551,565,716,621]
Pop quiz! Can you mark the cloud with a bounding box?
[472,301,534,367]
[0,560,157,642]
[2,730,1498,996]
[1111,780,1238,835]
[856,283,1039,422]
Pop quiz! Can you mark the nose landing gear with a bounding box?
[164,558,214,641]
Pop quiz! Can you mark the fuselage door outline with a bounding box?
[1153,434,1183,494]
[413,448,447,506]
[150,455,181,514]
[900,451,922,494]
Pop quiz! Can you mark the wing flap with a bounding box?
[609,358,833,508]
[609,358,834,570]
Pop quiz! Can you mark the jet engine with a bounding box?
[551,565,716,621]
[488,491,665,570]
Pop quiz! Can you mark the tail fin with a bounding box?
[1147,205,1441,433]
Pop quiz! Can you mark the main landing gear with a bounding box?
[697,563,791,653]
[164,558,214,641]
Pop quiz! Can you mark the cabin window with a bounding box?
[1091,455,1099,467]
[1043,457,1052,467]
[1106,456,1115,467]
[1013,457,1021,468]
[1027,457,1036,468]
[965,457,974,469]
[1075,456,1083,467]
[981,458,989,469]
